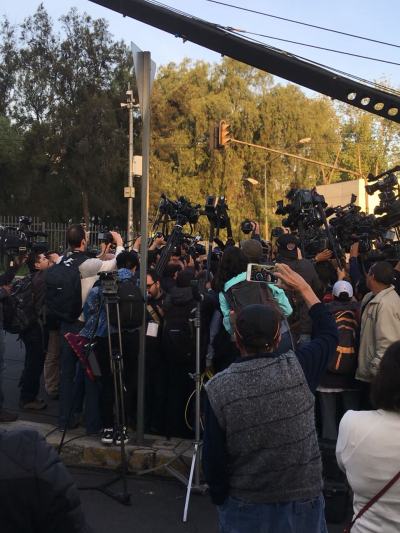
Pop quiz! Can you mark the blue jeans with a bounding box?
[217,494,327,533]
[59,322,101,433]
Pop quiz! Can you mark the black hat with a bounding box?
[235,304,280,349]
[276,233,299,259]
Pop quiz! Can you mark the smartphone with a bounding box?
[246,263,278,284]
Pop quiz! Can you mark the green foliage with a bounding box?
[0,4,399,241]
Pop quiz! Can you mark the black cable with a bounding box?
[147,0,400,97]
[206,0,400,49]
[224,27,400,67]
[224,28,400,97]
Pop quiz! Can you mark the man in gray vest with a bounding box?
[203,263,338,533]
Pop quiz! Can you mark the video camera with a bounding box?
[0,216,48,259]
[170,235,206,261]
[275,188,327,231]
[240,220,254,235]
[204,195,230,230]
[98,271,118,295]
[365,166,400,230]
[275,188,346,267]
[328,195,379,254]
[158,194,200,225]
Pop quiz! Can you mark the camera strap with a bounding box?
[147,303,162,325]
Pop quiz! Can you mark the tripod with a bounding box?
[80,274,131,506]
[163,282,207,522]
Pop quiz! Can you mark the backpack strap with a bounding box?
[344,469,400,533]
[147,303,162,324]
[223,286,235,310]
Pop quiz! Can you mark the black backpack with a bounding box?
[109,278,144,330]
[45,252,87,323]
[224,280,272,330]
[3,274,37,334]
[327,309,358,376]
[163,301,196,364]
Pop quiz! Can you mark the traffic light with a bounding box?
[218,120,231,148]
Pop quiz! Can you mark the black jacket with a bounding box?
[0,428,91,533]
[277,257,322,335]
[0,265,19,327]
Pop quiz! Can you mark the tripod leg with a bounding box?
[182,443,198,523]
[194,301,202,488]
[102,299,131,504]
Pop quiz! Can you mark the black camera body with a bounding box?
[98,271,119,295]
[240,219,254,235]
[276,188,326,231]
[0,216,48,259]
[204,196,230,229]
[328,200,379,253]
[366,169,400,229]
[159,194,200,225]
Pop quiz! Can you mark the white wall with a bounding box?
[316,179,381,214]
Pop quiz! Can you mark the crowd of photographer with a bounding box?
[0,169,400,531]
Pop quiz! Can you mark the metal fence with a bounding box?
[0,216,127,254]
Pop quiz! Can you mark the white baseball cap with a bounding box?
[332,280,353,298]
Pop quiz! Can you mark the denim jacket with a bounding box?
[80,268,135,338]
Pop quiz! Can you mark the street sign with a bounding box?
[133,155,143,176]
[131,42,156,114]
[124,186,135,198]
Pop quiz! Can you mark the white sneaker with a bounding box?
[101,428,114,445]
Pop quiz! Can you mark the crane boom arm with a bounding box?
[90,0,400,123]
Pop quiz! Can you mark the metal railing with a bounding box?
[0,216,127,254]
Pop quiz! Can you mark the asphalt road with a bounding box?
[3,333,349,532]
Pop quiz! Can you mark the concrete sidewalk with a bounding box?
[1,333,195,479]
[2,418,194,477]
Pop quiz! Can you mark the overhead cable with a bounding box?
[223,27,400,67]
[206,0,400,49]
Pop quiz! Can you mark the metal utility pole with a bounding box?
[121,85,137,249]
[264,163,268,241]
[131,42,156,445]
[233,138,362,177]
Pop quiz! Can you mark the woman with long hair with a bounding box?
[215,246,292,354]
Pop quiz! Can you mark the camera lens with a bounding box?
[240,220,253,234]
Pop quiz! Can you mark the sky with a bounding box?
[2,0,399,91]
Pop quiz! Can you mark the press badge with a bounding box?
[146,321,159,337]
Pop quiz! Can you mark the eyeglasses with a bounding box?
[146,282,156,289]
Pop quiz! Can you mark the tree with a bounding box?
[0,17,18,116]
[1,5,134,222]
[0,115,24,213]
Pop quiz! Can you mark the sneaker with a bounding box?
[19,398,47,411]
[101,428,114,445]
[0,409,18,422]
[114,427,129,445]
